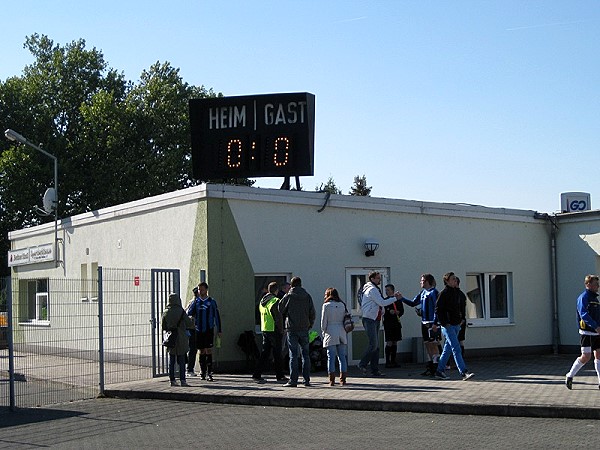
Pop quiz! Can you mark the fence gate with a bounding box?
[150,269,180,377]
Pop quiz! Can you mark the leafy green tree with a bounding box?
[349,174,371,196]
[316,176,341,195]
[0,34,248,275]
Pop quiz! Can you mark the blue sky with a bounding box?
[2,1,599,213]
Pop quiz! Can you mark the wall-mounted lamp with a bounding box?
[364,239,379,257]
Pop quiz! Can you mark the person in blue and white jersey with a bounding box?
[565,274,600,390]
[400,273,440,376]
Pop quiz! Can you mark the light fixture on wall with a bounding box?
[364,239,379,257]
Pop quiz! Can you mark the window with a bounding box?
[24,279,49,322]
[465,273,512,326]
[80,264,89,301]
[90,262,99,301]
[345,268,390,314]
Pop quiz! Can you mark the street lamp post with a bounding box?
[4,129,60,267]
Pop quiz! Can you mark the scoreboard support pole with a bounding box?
[280,176,301,191]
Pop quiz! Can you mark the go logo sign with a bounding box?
[569,200,587,211]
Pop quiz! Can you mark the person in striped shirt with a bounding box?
[186,282,222,381]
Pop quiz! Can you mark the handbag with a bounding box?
[163,310,185,348]
[341,301,355,333]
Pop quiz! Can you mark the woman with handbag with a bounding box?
[320,287,349,386]
[161,293,195,386]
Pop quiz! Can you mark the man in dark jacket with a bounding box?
[279,276,316,387]
[433,272,474,381]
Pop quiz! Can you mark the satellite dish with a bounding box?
[42,188,57,214]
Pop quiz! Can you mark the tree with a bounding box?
[349,175,371,196]
[316,176,341,195]
[0,34,247,275]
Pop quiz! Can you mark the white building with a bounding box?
[7,184,596,370]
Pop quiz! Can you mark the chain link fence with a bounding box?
[0,268,176,411]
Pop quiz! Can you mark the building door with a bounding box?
[150,268,180,377]
[344,267,389,364]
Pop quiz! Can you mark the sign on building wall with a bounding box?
[8,243,55,267]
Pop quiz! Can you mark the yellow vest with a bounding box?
[259,296,279,332]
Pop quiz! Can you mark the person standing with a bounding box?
[252,281,288,383]
[279,276,316,387]
[185,286,200,377]
[321,288,349,386]
[161,293,195,387]
[383,283,404,368]
[358,272,401,377]
[565,274,600,390]
[401,274,440,376]
[456,276,468,360]
[186,282,222,382]
[433,272,474,381]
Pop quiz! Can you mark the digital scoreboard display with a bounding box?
[189,92,315,180]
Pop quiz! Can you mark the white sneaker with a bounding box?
[461,371,474,381]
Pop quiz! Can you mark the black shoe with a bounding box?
[283,381,297,387]
[435,370,448,380]
[200,373,206,380]
[206,374,214,382]
[252,376,266,384]
[565,376,573,390]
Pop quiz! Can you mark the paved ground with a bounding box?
[102,354,600,419]
[1,398,596,449]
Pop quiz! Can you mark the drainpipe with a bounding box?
[536,212,560,354]
[550,219,560,354]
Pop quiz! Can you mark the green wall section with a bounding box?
[188,196,255,369]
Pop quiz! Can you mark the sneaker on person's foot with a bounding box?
[170,380,179,386]
[303,380,311,387]
[566,376,573,390]
[283,381,297,387]
[434,370,448,380]
[206,374,214,382]
[186,370,197,377]
[180,381,191,387]
[357,364,368,375]
[200,373,206,380]
[461,371,474,381]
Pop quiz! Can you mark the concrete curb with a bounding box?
[104,389,600,420]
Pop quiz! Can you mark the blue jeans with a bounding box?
[359,317,381,374]
[287,330,311,383]
[326,344,348,373]
[437,324,467,374]
[169,353,186,381]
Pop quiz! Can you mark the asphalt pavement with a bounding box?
[102,354,600,420]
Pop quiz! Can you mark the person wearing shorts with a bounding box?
[401,274,440,376]
[565,274,600,390]
[187,282,222,381]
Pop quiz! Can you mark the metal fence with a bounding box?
[0,267,179,411]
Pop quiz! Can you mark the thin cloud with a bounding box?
[333,16,367,24]
[506,20,589,31]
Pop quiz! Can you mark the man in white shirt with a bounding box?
[357,271,401,376]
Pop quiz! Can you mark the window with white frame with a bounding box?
[24,279,49,322]
[345,268,390,315]
[464,272,512,326]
